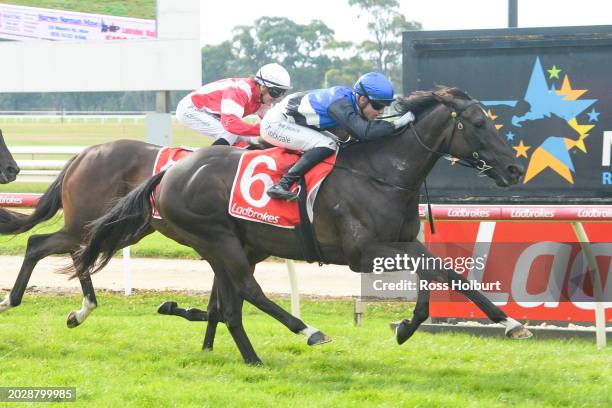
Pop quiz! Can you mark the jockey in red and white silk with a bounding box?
[176,63,292,146]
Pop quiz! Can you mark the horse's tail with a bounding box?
[71,170,166,277]
[0,156,76,235]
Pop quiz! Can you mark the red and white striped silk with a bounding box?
[189,77,262,136]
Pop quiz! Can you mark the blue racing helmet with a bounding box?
[353,72,395,107]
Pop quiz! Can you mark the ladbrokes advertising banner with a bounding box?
[0,3,155,41]
[403,26,612,204]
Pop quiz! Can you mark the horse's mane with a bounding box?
[395,86,473,118]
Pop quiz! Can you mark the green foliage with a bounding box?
[1,293,610,407]
[0,0,422,108]
[349,0,422,90]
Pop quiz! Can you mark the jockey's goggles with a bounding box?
[268,87,287,99]
[358,82,392,111]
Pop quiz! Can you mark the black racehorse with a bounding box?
[71,87,532,365]
[0,129,20,183]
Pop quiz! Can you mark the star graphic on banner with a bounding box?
[587,108,600,122]
[486,109,504,130]
[506,131,515,141]
[513,140,531,158]
[512,58,596,127]
[547,65,561,79]
[556,75,587,100]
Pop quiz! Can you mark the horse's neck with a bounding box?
[341,107,450,190]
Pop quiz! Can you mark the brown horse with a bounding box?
[0,129,20,183]
[72,88,532,365]
[0,140,165,318]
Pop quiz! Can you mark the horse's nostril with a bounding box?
[6,165,20,177]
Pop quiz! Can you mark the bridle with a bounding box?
[407,98,493,176]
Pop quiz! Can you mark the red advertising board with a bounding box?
[425,220,611,322]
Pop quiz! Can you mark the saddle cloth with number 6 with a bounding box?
[229,148,337,228]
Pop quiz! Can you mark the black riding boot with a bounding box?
[267,147,335,201]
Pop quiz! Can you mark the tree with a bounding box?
[349,0,421,90]
[202,17,337,90]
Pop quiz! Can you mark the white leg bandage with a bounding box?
[300,324,320,338]
[500,317,522,335]
[74,297,97,324]
[0,294,11,313]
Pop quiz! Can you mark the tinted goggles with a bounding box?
[268,87,287,99]
[359,82,391,110]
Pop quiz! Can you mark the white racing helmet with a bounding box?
[255,63,292,92]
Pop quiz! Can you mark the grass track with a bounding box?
[0,214,198,259]
[0,293,610,407]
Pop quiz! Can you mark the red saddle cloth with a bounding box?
[229,148,336,228]
[151,147,194,219]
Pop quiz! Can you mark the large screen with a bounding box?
[403,26,612,204]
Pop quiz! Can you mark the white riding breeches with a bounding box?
[175,96,251,145]
[260,105,338,152]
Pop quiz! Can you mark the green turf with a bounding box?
[4,0,155,19]
[1,120,209,148]
[0,214,198,259]
[0,293,609,407]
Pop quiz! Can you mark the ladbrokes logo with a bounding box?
[510,208,555,218]
[230,203,280,224]
[447,208,491,218]
[0,196,22,205]
[482,57,599,185]
[576,208,612,218]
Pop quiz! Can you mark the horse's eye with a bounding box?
[474,120,484,128]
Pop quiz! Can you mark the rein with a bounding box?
[335,97,495,235]
[407,100,493,176]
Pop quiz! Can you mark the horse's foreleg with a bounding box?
[438,267,532,339]
[66,270,97,328]
[1,232,76,313]
[409,241,532,340]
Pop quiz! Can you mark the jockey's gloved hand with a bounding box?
[394,111,415,128]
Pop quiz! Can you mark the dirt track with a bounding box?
[0,255,360,297]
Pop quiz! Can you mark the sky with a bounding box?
[200,0,612,46]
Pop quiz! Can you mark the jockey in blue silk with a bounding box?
[261,72,415,201]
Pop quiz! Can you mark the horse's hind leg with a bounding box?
[202,278,223,351]
[66,269,97,328]
[395,283,430,345]
[0,231,77,313]
[213,239,330,347]
[207,259,260,365]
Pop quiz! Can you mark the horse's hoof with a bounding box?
[307,330,331,346]
[245,358,263,366]
[0,299,11,314]
[507,325,533,340]
[66,311,80,328]
[157,301,177,315]
[395,319,413,345]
